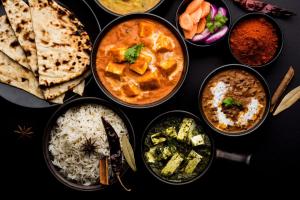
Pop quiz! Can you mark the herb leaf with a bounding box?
[124,44,144,64]
[206,13,228,33]
[222,97,243,108]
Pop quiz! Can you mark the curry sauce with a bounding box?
[96,19,185,105]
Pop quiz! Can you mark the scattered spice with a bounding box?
[14,125,34,139]
[230,17,279,66]
[81,137,98,157]
[232,0,296,18]
[270,66,294,112]
[273,86,300,116]
[99,156,109,185]
[101,117,131,192]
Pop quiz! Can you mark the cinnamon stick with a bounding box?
[270,66,295,112]
[99,156,109,185]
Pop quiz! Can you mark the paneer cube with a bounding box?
[110,47,126,63]
[150,133,166,145]
[158,58,177,75]
[191,135,205,147]
[122,82,140,97]
[184,150,202,174]
[145,147,157,164]
[156,34,174,52]
[138,71,160,90]
[177,118,196,142]
[105,62,126,79]
[161,153,183,176]
[139,22,155,37]
[129,54,152,75]
[164,126,177,138]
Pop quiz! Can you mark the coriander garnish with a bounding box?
[124,44,144,64]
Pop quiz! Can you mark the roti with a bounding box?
[0,15,29,70]
[28,0,92,86]
[0,51,43,99]
[2,0,39,76]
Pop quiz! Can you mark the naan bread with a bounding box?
[0,15,29,69]
[0,51,43,99]
[72,80,85,95]
[2,0,39,76]
[28,0,91,86]
[49,93,65,104]
[43,71,89,100]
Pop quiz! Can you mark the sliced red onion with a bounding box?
[218,7,228,17]
[192,29,211,42]
[210,4,218,19]
[204,26,228,44]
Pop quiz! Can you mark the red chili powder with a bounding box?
[230,17,279,66]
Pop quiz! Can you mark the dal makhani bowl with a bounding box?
[199,64,270,136]
[95,0,164,16]
[92,14,189,108]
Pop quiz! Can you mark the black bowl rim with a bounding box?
[175,0,232,48]
[0,0,101,109]
[228,12,284,68]
[93,0,165,17]
[91,13,189,109]
[43,97,136,191]
[141,110,215,186]
[198,64,271,137]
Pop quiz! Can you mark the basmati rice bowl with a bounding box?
[43,98,134,190]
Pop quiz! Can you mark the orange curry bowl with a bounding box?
[91,13,189,108]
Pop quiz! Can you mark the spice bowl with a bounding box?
[175,0,231,48]
[228,12,283,68]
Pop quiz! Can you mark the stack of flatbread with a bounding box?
[0,0,91,104]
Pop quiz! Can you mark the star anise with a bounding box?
[81,137,98,157]
[14,125,34,139]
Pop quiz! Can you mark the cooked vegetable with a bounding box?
[185,0,204,14]
[151,133,167,145]
[161,153,184,177]
[184,150,202,174]
[204,25,228,44]
[124,44,144,64]
[177,118,196,141]
[192,29,211,42]
[144,116,212,182]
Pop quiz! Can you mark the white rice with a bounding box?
[49,104,128,186]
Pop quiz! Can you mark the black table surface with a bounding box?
[1,0,299,194]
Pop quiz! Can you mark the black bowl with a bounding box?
[94,0,165,17]
[228,12,283,68]
[198,64,271,137]
[43,97,135,191]
[141,110,215,185]
[175,0,231,48]
[91,13,189,109]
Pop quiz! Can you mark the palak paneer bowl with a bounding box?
[92,13,189,108]
[141,110,214,185]
[198,64,271,136]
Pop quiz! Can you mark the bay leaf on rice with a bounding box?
[120,135,137,172]
[273,86,300,116]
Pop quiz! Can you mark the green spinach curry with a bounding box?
[144,116,212,183]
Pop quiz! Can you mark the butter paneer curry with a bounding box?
[96,19,185,105]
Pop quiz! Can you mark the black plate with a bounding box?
[0,0,101,108]
[43,97,135,191]
[91,13,189,109]
[198,64,271,137]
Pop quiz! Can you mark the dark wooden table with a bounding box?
[1,0,299,193]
